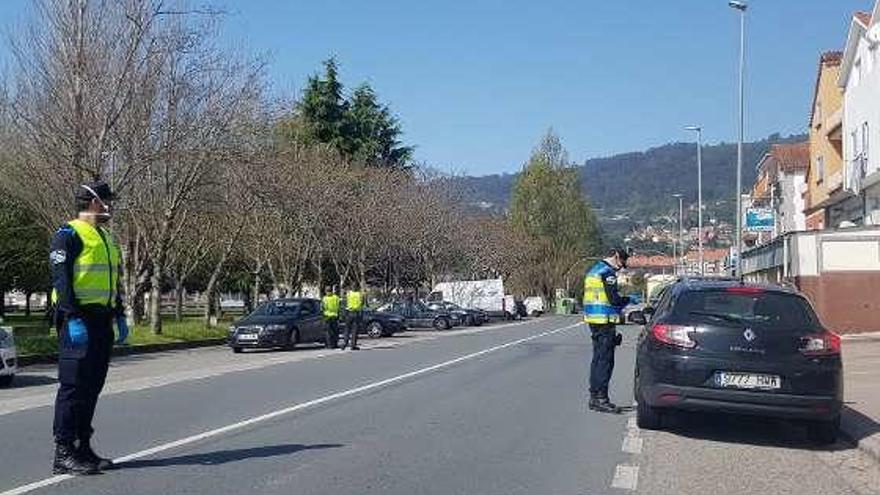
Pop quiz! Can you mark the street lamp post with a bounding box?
[672,193,684,275]
[730,0,747,278]
[685,125,704,275]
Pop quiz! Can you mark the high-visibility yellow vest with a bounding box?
[582,261,621,325]
[346,291,364,311]
[52,219,121,307]
[322,294,341,318]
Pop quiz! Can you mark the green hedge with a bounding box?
[12,318,231,357]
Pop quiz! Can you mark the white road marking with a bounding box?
[611,464,640,490]
[627,417,638,430]
[621,436,643,455]
[0,320,580,495]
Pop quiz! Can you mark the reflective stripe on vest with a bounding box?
[67,219,121,307]
[582,262,620,325]
[322,295,341,318]
[346,291,363,311]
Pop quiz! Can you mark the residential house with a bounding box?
[837,7,880,226]
[747,142,809,245]
[682,248,729,277]
[804,51,845,231]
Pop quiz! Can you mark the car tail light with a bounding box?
[800,331,841,357]
[651,324,697,349]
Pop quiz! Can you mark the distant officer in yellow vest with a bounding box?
[342,287,364,351]
[321,287,341,349]
[49,182,127,475]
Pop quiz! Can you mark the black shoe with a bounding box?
[592,393,622,414]
[78,439,115,471]
[53,442,100,475]
[351,346,360,351]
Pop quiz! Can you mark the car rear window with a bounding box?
[672,289,820,331]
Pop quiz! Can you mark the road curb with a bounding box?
[17,338,228,367]
[840,406,880,462]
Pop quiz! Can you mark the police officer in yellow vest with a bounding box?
[321,287,341,349]
[342,287,364,351]
[583,247,631,414]
[49,182,128,475]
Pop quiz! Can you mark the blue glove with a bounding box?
[67,318,88,347]
[116,316,129,345]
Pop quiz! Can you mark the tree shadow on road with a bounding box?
[660,411,855,453]
[118,443,344,469]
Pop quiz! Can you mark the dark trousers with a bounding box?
[53,310,114,444]
[325,317,339,348]
[343,311,362,348]
[589,324,617,396]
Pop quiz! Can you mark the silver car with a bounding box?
[0,325,18,387]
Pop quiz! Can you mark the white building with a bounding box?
[838,6,880,226]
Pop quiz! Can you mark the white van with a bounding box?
[0,325,17,387]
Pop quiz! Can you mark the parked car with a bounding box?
[351,310,407,339]
[524,296,546,317]
[376,301,456,330]
[631,279,842,444]
[424,301,487,326]
[228,298,328,353]
[0,324,17,387]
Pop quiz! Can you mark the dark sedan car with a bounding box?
[228,299,328,353]
[376,301,455,330]
[347,310,407,339]
[631,279,842,444]
[424,301,487,326]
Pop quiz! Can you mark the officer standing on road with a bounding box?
[321,286,341,349]
[49,181,128,475]
[342,286,364,351]
[583,247,631,414]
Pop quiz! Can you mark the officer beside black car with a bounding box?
[582,247,631,414]
[49,182,128,475]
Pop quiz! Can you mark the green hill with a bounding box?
[458,133,806,243]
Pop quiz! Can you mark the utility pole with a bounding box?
[673,194,684,275]
[686,126,704,275]
[730,0,747,278]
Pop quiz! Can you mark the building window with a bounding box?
[816,155,825,184]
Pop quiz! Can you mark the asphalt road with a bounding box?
[0,316,878,495]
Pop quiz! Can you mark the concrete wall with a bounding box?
[742,227,880,333]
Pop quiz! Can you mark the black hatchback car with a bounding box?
[228,299,327,353]
[631,279,842,444]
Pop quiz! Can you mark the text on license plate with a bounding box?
[714,372,781,390]
[238,334,258,341]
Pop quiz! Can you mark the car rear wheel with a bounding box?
[807,417,840,445]
[231,347,243,354]
[367,321,384,339]
[636,399,663,430]
[434,317,451,330]
[0,375,13,387]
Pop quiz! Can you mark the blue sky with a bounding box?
[0,1,871,175]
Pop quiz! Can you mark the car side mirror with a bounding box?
[629,310,647,325]
[643,306,656,317]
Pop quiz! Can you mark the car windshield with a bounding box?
[255,301,301,317]
[673,290,820,331]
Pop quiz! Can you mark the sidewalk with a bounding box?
[841,337,880,461]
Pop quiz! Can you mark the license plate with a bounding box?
[237,334,258,341]
[714,372,780,390]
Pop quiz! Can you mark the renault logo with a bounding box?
[743,328,757,342]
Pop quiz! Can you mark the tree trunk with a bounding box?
[250,270,261,312]
[203,226,240,327]
[174,279,185,322]
[149,263,163,334]
[24,292,32,316]
[0,289,5,318]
